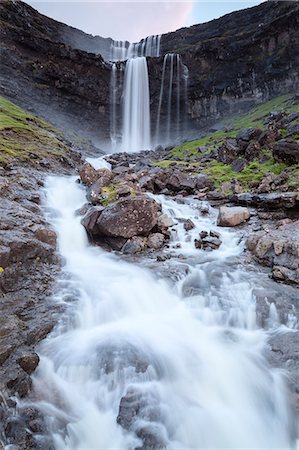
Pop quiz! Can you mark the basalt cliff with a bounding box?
[1,0,299,143]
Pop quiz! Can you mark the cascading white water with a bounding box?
[122,57,151,152]
[155,53,189,146]
[109,35,161,152]
[110,63,117,149]
[110,35,161,62]
[29,175,296,450]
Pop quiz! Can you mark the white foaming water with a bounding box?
[31,176,295,449]
[122,57,151,152]
[155,54,190,146]
[110,35,161,62]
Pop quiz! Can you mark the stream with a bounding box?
[28,174,296,449]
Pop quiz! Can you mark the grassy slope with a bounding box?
[0,96,69,166]
[154,94,299,191]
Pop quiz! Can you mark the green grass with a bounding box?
[170,94,299,158]
[0,96,67,165]
[203,158,289,191]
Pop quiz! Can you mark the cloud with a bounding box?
[26,1,194,41]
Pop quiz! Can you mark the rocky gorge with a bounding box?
[0,1,299,449]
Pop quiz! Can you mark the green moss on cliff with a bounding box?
[0,96,67,166]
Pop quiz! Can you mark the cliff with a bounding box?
[0,0,298,144]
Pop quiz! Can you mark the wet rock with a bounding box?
[210,230,220,239]
[272,266,299,285]
[79,162,100,186]
[200,230,209,239]
[147,233,165,250]
[93,195,160,239]
[194,239,202,249]
[157,213,175,231]
[183,219,195,231]
[265,331,299,410]
[87,170,113,204]
[17,353,40,375]
[81,206,104,236]
[117,387,166,449]
[122,236,147,255]
[217,206,250,227]
[202,236,222,250]
[273,139,299,165]
[246,220,299,285]
[254,285,299,328]
[232,192,298,210]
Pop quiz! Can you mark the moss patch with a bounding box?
[204,158,289,191]
[0,96,68,166]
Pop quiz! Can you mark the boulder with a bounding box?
[17,353,40,375]
[165,170,196,192]
[122,236,147,255]
[202,236,222,250]
[183,219,195,231]
[217,206,250,227]
[218,138,240,164]
[194,174,213,190]
[273,139,299,165]
[81,206,104,236]
[246,220,299,285]
[231,192,298,210]
[236,127,263,142]
[147,233,165,250]
[79,162,99,186]
[157,213,175,230]
[86,195,160,239]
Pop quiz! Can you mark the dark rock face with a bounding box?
[159,1,299,129]
[1,1,299,143]
[0,1,111,143]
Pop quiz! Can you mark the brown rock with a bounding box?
[184,219,195,231]
[217,206,250,227]
[79,162,99,186]
[90,195,160,239]
[147,233,165,250]
[17,353,40,375]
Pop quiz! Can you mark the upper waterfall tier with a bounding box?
[110,35,161,61]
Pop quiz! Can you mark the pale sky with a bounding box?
[26,1,263,42]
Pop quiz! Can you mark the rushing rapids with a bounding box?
[26,173,296,449]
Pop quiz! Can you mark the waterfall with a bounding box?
[155,53,188,146]
[122,57,151,152]
[109,37,189,151]
[110,35,161,62]
[109,35,161,152]
[27,174,296,449]
[110,63,117,150]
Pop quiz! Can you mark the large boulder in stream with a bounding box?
[217,206,250,227]
[82,195,160,239]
